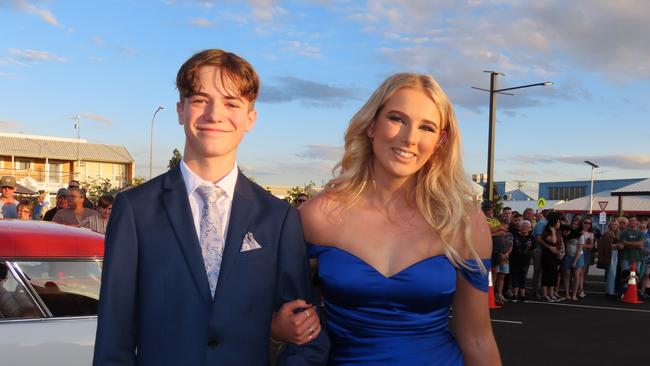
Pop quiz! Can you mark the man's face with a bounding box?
[512,216,522,227]
[68,190,83,209]
[1,186,15,200]
[629,217,638,229]
[618,217,628,230]
[56,195,69,209]
[523,210,534,220]
[502,209,512,220]
[177,66,257,163]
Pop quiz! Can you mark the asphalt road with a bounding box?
[490,274,650,366]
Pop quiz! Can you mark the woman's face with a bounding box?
[571,220,580,229]
[18,207,31,220]
[98,204,112,220]
[367,87,445,182]
[610,221,619,231]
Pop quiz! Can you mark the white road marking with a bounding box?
[526,301,650,313]
[491,319,524,324]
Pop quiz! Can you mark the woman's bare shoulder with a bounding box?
[299,192,344,245]
[450,204,492,259]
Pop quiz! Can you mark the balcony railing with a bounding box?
[0,168,128,190]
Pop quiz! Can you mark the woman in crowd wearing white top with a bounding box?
[578,218,595,298]
[81,194,113,234]
[562,217,585,301]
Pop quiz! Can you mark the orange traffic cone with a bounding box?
[488,269,502,309]
[621,263,643,304]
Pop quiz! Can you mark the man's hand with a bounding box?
[271,299,321,345]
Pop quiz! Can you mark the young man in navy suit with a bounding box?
[93,49,328,365]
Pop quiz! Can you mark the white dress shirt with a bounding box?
[180,160,238,242]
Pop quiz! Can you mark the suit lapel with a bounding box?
[212,172,256,304]
[161,166,211,305]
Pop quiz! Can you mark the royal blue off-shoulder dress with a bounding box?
[309,244,491,366]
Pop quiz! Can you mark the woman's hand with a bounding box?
[270,299,321,345]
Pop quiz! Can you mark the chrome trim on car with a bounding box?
[0,315,98,324]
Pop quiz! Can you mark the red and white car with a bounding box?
[0,220,104,366]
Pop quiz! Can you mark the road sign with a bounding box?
[598,201,608,211]
[599,212,607,225]
[537,197,546,208]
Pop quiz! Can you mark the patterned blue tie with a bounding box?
[196,185,225,298]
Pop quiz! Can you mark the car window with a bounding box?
[15,260,102,317]
[0,261,41,320]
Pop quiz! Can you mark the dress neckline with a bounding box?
[316,244,447,279]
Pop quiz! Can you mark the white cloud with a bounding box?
[91,36,105,46]
[189,17,214,27]
[7,48,66,63]
[10,0,63,28]
[0,119,19,129]
[79,112,112,125]
[295,145,343,161]
[280,40,322,58]
[515,154,650,171]
[246,0,287,22]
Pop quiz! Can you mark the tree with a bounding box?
[168,148,182,170]
[286,181,317,205]
[83,177,120,204]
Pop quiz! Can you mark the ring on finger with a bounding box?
[308,325,314,335]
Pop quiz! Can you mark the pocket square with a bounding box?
[240,232,262,252]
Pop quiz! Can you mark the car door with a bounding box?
[0,259,102,366]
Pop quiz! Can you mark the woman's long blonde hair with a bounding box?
[325,73,483,271]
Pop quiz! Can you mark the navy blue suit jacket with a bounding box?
[93,167,328,365]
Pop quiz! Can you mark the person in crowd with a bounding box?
[294,193,309,207]
[299,72,500,364]
[16,200,34,220]
[509,220,534,302]
[540,212,564,302]
[494,214,513,304]
[561,217,585,301]
[43,188,69,221]
[80,195,114,234]
[484,201,507,305]
[531,208,551,300]
[0,175,18,219]
[93,49,328,366]
[598,218,621,296]
[523,207,537,227]
[501,206,512,223]
[509,212,522,233]
[617,216,628,231]
[578,217,595,298]
[638,220,650,299]
[32,191,50,220]
[620,216,644,274]
[52,187,97,226]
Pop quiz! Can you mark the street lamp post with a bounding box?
[149,106,164,180]
[473,71,552,202]
[585,160,599,214]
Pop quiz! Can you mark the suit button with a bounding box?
[208,340,218,347]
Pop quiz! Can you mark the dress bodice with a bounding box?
[309,244,490,365]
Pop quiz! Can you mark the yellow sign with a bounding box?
[537,197,546,208]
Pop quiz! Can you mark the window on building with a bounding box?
[549,186,586,201]
[14,158,32,170]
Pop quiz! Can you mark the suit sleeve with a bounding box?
[275,206,330,366]
[93,193,138,366]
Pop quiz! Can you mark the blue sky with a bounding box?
[1,0,649,187]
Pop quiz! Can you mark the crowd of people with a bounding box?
[484,203,650,304]
[0,176,113,235]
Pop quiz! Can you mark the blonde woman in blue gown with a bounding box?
[276,73,501,365]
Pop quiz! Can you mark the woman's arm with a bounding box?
[450,207,501,366]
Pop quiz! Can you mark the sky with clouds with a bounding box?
[1,0,649,186]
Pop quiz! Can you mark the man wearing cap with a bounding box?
[0,176,18,219]
[43,188,70,222]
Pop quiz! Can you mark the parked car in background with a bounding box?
[0,220,104,366]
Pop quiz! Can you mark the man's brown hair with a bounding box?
[176,49,260,106]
